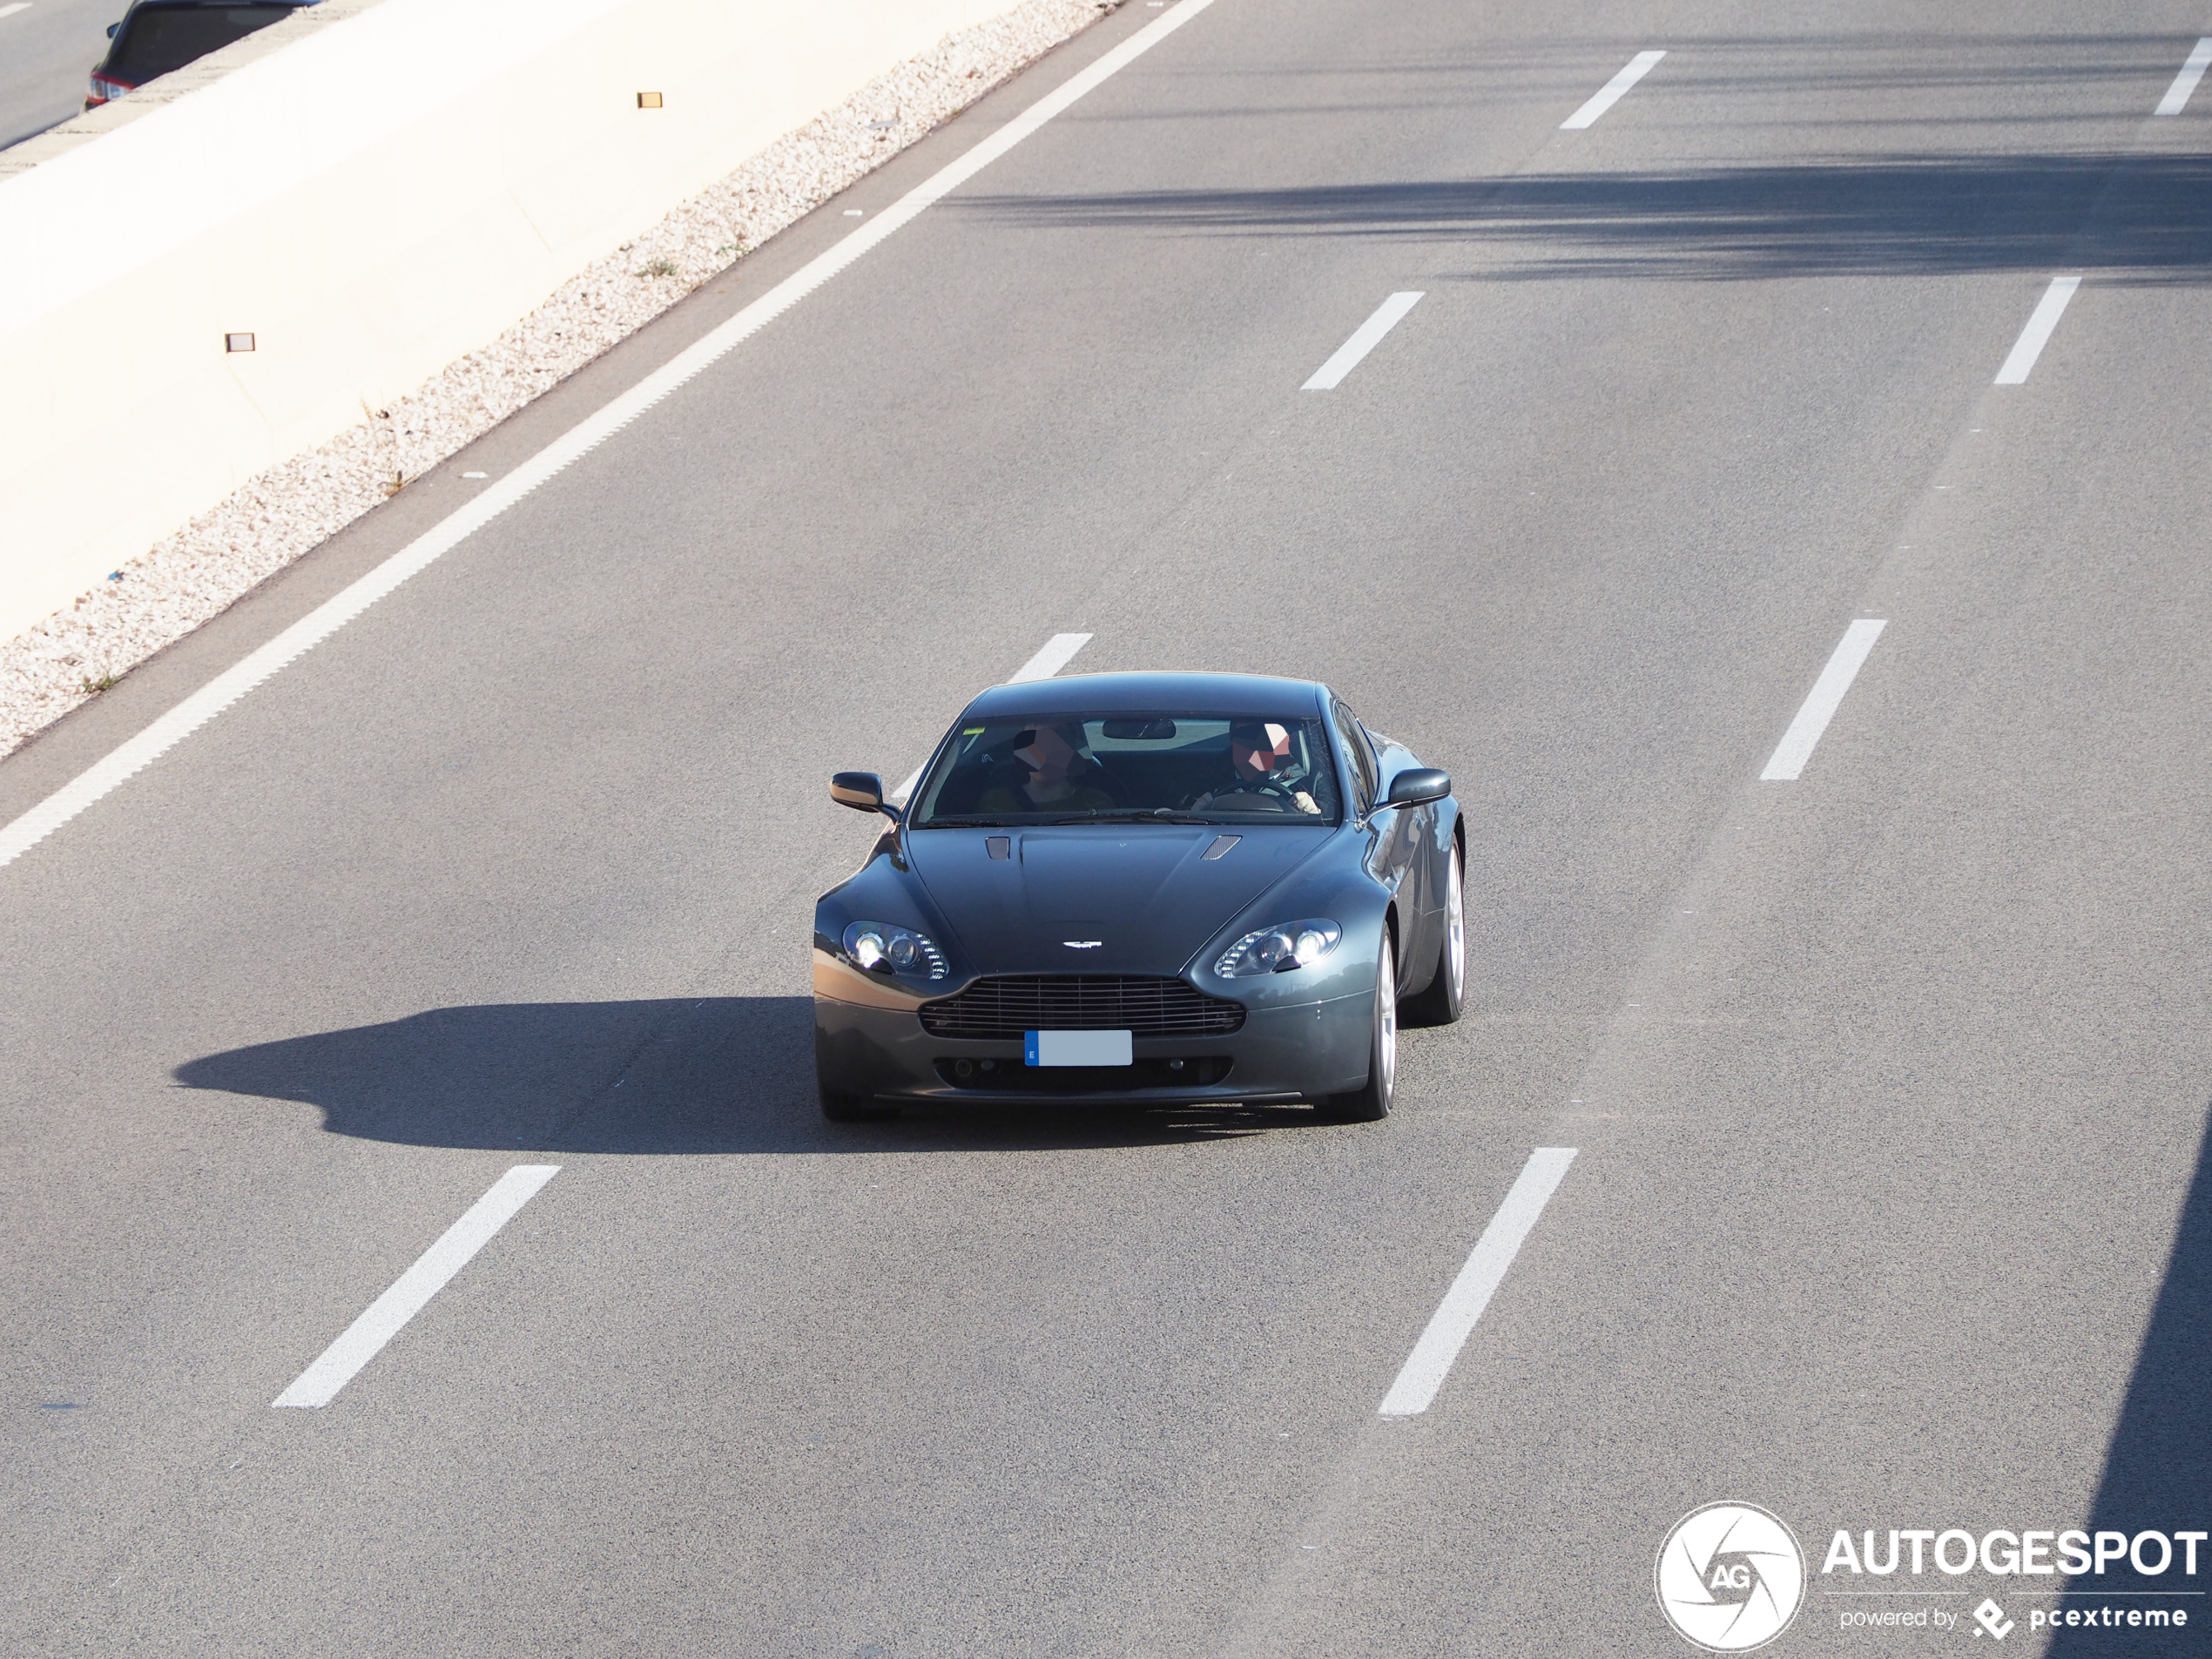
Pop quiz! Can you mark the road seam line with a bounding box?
[1993,276,2080,385]
[273,1165,560,1408]
[1760,618,1885,782]
[1561,51,1666,130]
[2155,38,2212,115]
[0,0,1216,873]
[1302,293,1423,390]
[1378,1148,1577,1417]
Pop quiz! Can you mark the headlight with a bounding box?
[842,920,948,981]
[1215,918,1342,978]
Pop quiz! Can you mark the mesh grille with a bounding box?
[919,976,1245,1040]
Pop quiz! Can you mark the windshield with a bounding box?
[106,4,294,83]
[911,714,1343,827]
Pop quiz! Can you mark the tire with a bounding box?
[1317,929,1397,1123]
[1400,838,1466,1028]
[819,1085,897,1123]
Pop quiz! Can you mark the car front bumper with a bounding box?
[813,966,1373,1108]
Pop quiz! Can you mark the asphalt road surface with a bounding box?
[5,0,2211,1654]
[0,0,114,150]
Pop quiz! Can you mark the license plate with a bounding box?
[1025,1029,1133,1067]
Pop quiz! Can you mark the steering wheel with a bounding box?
[1193,779,1300,813]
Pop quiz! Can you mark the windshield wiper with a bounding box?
[1045,810,1216,826]
[915,814,1017,827]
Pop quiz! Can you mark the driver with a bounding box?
[1195,720,1320,815]
[976,724,1117,814]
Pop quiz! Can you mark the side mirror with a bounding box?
[831,770,900,820]
[107,21,120,35]
[1381,767,1450,809]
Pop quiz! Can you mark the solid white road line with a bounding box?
[890,632,1094,799]
[1759,618,1885,782]
[1302,292,1423,390]
[0,6,35,20]
[2155,38,2212,115]
[0,1,1217,876]
[1993,276,2080,385]
[1378,1148,1577,1418]
[1561,51,1666,130]
[272,1165,559,1408]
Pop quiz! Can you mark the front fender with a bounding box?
[1184,832,1394,1009]
[814,840,960,994]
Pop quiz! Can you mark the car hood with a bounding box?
[906,825,1335,976]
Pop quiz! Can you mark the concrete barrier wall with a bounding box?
[0,0,1022,643]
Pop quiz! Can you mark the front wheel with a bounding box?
[1317,930,1397,1123]
[1400,838,1466,1027]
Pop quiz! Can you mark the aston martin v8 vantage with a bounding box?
[813,672,1463,1122]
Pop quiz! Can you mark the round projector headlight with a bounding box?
[1215,918,1343,978]
[842,921,947,980]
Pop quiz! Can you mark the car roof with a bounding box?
[962,671,1329,719]
[123,0,311,10]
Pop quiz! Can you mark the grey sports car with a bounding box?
[812,671,1463,1122]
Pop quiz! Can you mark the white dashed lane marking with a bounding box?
[1760,619,1885,783]
[1302,293,1424,390]
[273,1165,559,1409]
[1994,276,2080,386]
[2155,38,2212,115]
[1379,1149,1577,1417]
[1561,51,1666,130]
[1008,632,1095,684]
[890,633,1094,800]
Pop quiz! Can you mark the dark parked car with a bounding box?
[813,671,1464,1123]
[87,0,308,107]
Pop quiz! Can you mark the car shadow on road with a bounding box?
[172,997,1306,1154]
[2046,1103,2212,1655]
[962,152,2212,284]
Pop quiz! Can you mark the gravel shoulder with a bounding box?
[0,0,1112,759]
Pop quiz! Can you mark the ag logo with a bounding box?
[1656,1502,1805,1652]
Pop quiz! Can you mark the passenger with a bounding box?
[976,725,1118,814]
[1196,721,1320,814]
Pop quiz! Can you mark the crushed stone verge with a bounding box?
[0,0,1113,759]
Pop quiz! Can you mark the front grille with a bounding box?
[919,975,1245,1041]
